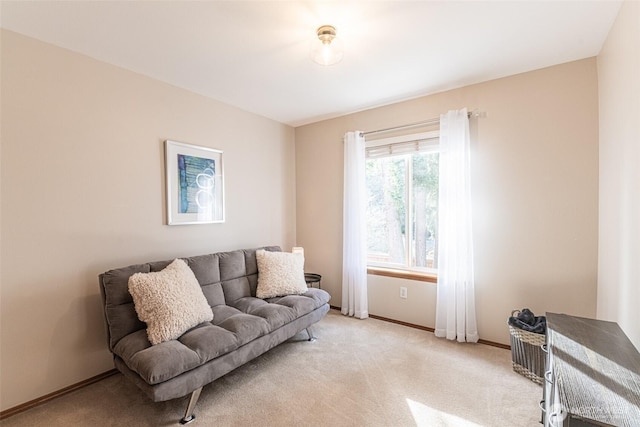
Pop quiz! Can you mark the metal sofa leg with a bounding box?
[306,326,317,342]
[179,387,203,425]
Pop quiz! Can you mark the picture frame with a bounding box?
[165,140,225,225]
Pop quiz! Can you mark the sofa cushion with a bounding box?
[112,288,332,386]
[211,304,243,325]
[232,297,297,330]
[128,259,213,345]
[114,324,240,385]
[217,313,271,346]
[255,250,307,298]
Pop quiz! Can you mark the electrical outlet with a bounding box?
[400,287,407,299]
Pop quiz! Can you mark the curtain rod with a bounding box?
[362,111,476,137]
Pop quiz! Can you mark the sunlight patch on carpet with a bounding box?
[406,398,482,427]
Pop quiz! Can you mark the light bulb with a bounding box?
[322,43,332,65]
[311,25,344,66]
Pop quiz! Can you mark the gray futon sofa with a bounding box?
[99,246,331,424]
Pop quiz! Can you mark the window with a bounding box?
[365,132,439,276]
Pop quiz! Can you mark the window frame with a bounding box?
[367,266,437,283]
[365,131,440,282]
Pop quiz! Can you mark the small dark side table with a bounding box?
[304,273,322,289]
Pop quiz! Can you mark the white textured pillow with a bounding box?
[256,250,307,299]
[128,258,213,345]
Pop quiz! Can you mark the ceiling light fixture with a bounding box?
[311,25,344,66]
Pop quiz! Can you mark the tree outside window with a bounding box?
[366,151,439,272]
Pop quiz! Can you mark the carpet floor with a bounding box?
[1,310,542,426]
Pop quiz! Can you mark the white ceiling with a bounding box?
[0,1,622,127]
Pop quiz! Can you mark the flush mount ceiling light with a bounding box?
[311,25,344,66]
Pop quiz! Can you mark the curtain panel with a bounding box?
[342,131,369,319]
[434,108,479,343]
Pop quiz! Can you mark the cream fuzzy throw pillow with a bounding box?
[128,258,213,345]
[256,250,307,299]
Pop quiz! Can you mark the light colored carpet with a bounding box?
[1,311,542,426]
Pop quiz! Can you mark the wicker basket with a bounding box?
[508,310,546,385]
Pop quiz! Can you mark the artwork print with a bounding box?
[177,154,216,214]
[165,140,224,225]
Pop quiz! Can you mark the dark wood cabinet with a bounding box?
[542,313,640,426]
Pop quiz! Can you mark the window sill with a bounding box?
[367,267,437,283]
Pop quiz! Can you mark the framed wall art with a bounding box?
[165,140,225,225]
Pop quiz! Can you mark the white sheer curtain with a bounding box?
[342,131,369,319]
[434,108,478,343]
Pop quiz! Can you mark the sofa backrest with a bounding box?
[99,246,280,352]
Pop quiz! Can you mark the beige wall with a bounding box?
[0,30,296,410]
[597,0,640,349]
[296,58,599,345]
